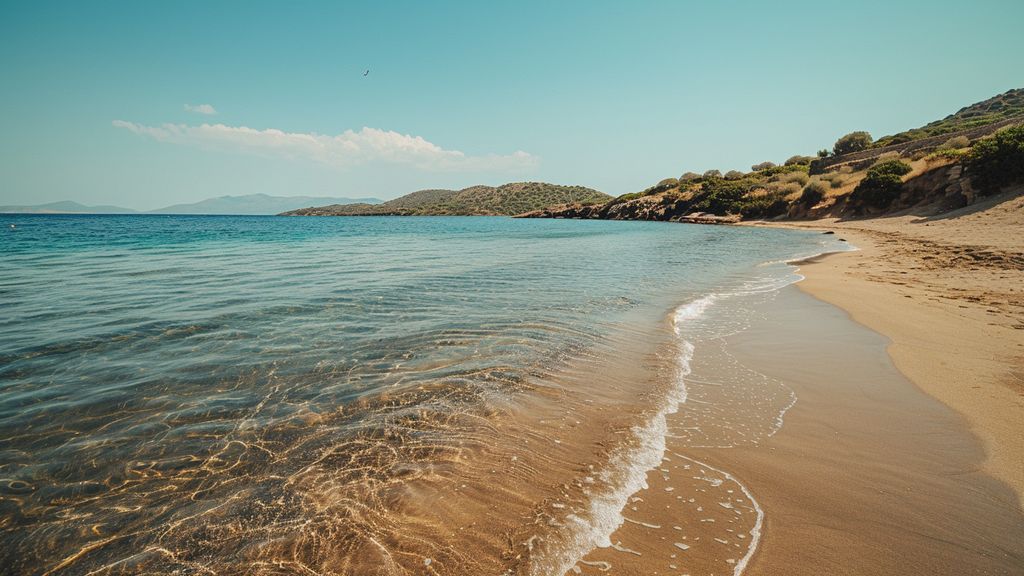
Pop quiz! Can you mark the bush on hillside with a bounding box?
[965,126,1024,194]
[691,178,749,214]
[785,155,815,166]
[751,161,777,172]
[739,194,789,219]
[703,169,722,179]
[833,131,873,156]
[869,159,913,177]
[724,170,745,180]
[680,171,702,182]
[817,149,830,158]
[800,181,827,206]
[851,159,912,209]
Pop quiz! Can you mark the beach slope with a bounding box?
[775,187,1024,506]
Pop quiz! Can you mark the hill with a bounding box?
[281,183,611,216]
[149,193,382,215]
[519,88,1024,224]
[0,201,136,214]
[874,88,1024,147]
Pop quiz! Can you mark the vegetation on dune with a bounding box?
[965,125,1024,195]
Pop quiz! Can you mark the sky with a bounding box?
[1,1,1022,210]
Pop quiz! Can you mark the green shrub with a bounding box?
[691,178,750,214]
[724,170,745,180]
[680,171,702,182]
[703,169,722,179]
[833,131,873,156]
[615,192,644,202]
[851,159,912,209]
[800,181,827,206]
[739,194,789,219]
[784,155,815,166]
[869,159,913,177]
[758,164,808,177]
[965,126,1024,194]
[927,148,969,161]
[817,149,830,158]
[751,161,777,172]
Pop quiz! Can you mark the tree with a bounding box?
[833,131,873,156]
[751,161,776,172]
[724,170,745,180]
[680,171,702,181]
[703,169,722,179]
[817,149,830,158]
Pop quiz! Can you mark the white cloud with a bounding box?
[184,103,218,115]
[112,120,539,172]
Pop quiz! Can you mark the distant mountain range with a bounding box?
[146,194,383,215]
[281,182,612,216]
[0,194,383,215]
[0,200,138,214]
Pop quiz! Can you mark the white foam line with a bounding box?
[539,298,708,575]
[671,452,764,576]
[545,255,810,574]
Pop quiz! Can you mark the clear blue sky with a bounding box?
[1,0,1022,210]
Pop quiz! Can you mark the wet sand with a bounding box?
[756,188,1024,506]
[574,287,1024,575]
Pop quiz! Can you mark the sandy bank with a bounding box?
[760,189,1024,507]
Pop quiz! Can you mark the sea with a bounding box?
[0,214,847,575]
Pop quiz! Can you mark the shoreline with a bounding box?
[569,278,1024,574]
[722,287,1024,574]
[753,198,1024,508]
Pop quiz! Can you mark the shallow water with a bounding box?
[0,215,843,575]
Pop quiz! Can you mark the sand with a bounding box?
[572,287,1024,575]
[767,188,1024,507]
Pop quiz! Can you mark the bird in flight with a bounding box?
[363,69,370,77]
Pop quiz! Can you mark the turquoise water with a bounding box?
[0,215,841,575]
